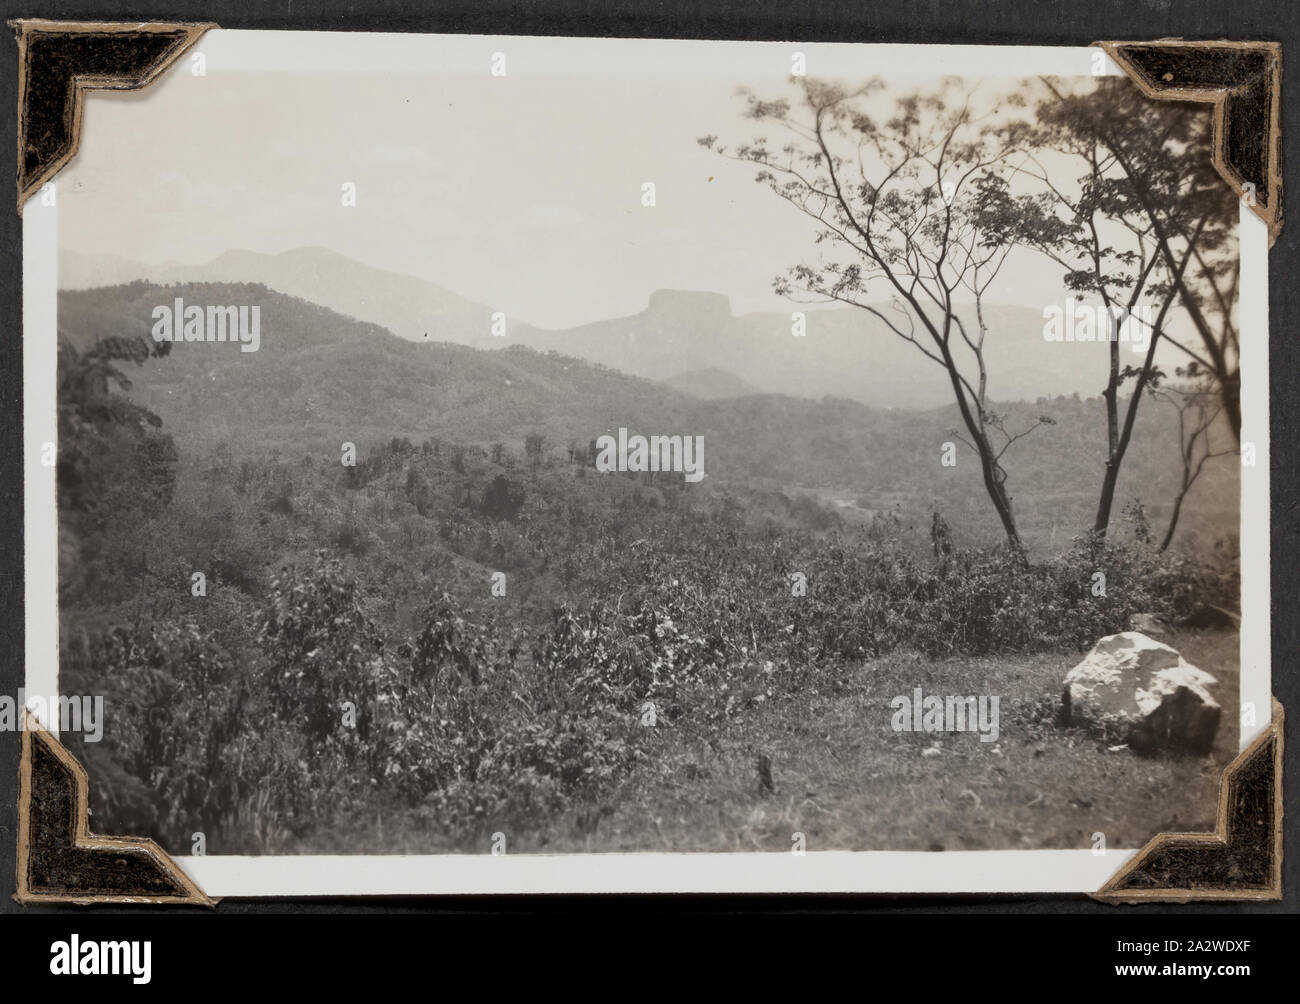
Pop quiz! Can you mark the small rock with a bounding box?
[1126,612,1173,640]
[921,746,942,758]
[1062,631,1220,754]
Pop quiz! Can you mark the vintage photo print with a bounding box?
[20,31,1271,896]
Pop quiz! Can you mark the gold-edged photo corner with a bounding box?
[11,18,215,213]
[1093,699,1283,903]
[1094,39,1283,245]
[16,713,213,906]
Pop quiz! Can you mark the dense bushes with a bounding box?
[65,556,646,851]
[778,529,1236,659]
[62,620,248,847]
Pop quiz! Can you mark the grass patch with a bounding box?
[365,628,1237,854]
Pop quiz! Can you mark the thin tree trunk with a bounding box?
[1095,458,1121,536]
[1092,217,1208,538]
[981,452,1027,565]
[1159,485,1189,551]
[1094,331,1121,534]
[937,340,1028,565]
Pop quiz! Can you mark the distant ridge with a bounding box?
[58,245,1125,408]
[664,367,758,400]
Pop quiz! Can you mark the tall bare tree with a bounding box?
[703,78,1052,563]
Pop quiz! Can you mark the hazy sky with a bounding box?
[58,66,1097,329]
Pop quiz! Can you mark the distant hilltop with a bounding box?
[646,288,732,318]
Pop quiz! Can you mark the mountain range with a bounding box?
[59,246,1125,409]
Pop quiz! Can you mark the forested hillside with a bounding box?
[58,281,1237,555]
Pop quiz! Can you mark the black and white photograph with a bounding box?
[15,30,1274,899]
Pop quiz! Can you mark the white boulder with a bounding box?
[1062,631,1220,754]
